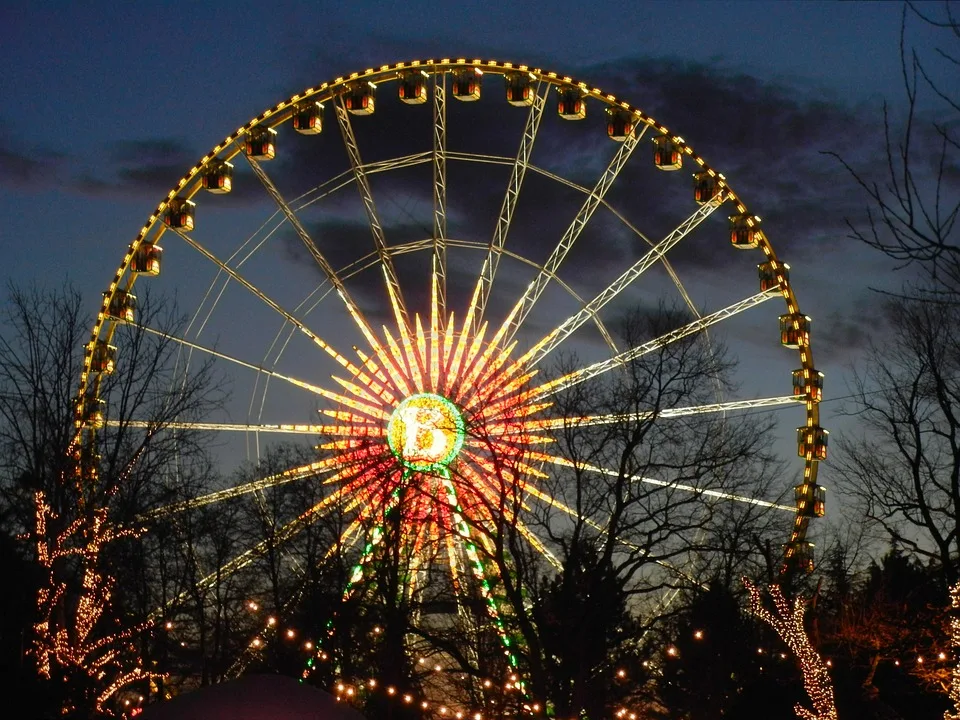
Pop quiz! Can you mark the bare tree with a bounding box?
[0,284,225,715]
[828,2,960,294]
[451,306,783,718]
[836,294,960,591]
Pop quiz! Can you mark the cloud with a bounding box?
[70,137,202,197]
[0,130,67,188]
[9,56,912,369]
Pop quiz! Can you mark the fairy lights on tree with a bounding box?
[33,490,156,715]
[946,581,960,720]
[744,578,837,720]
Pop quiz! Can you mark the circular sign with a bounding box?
[387,393,466,472]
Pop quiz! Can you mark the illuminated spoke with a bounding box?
[527,396,803,431]
[154,484,368,619]
[532,453,794,512]
[523,484,706,594]
[501,126,647,345]
[138,460,337,521]
[515,519,562,570]
[105,420,359,435]
[133,323,330,397]
[433,72,448,328]
[527,197,725,366]
[244,154,379,339]
[170,228,394,406]
[334,97,410,333]
[472,82,547,333]
[534,292,776,401]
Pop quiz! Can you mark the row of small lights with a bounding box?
[238,600,653,719]
[162,598,954,719]
[161,606,955,675]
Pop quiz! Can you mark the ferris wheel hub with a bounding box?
[386,393,466,473]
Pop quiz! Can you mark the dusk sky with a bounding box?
[2,1,958,542]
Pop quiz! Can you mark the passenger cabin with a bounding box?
[398,71,428,104]
[90,340,116,375]
[758,261,788,294]
[792,367,823,402]
[797,425,828,460]
[729,214,760,249]
[202,159,233,193]
[245,127,277,159]
[505,73,535,106]
[132,243,162,276]
[106,289,136,323]
[784,541,815,574]
[164,198,195,231]
[653,134,682,170]
[557,88,586,119]
[606,109,635,141]
[79,395,105,429]
[452,68,482,101]
[795,483,826,518]
[780,313,811,349]
[293,101,324,134]
[344,82,376,115]
[693,171,721,204]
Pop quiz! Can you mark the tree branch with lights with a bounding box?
[743,578,838,720]
[946,581,960,720]
[33,493,156,715]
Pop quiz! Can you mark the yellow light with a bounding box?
[694,630,704,639]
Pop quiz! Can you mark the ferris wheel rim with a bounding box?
[69,58,826,683]
[76,56,821,557]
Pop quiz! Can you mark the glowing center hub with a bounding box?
[387,393,466,472]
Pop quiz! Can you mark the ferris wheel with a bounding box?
[60,58,827,708]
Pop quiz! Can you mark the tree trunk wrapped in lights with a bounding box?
[743,578,838,720]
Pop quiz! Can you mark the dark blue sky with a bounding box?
[1,1,957,526]
[3,1,943,306]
